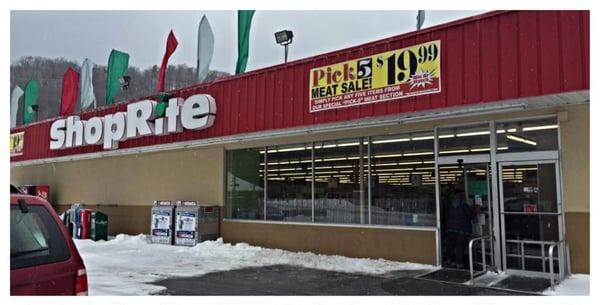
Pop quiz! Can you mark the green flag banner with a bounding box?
[235,10,255,74]
[155,92,173,118]
[106,49,130,104]
[23,80,39,124]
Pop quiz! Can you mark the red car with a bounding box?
[10,192,88,295]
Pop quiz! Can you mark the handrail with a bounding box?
[505,239,559,245]
[503,238,571,290]
[468,235,492,285]
[549,239,570,291]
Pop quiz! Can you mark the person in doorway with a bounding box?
[444,190,480,269]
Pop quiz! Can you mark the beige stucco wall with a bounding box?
[10,147,225,207]
[558,104,589,213]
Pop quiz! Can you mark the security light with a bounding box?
[275,30,294,63]
[275,30,293,45]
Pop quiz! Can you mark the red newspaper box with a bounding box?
[19,185,50,201]
[35,185,50,200]
[80,209,92,239]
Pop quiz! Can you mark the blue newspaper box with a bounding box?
[69,203,82,239]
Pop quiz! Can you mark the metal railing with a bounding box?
[549,239,571,290]
[468,235,493,285]
[504,238,571,290]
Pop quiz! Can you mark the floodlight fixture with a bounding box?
[275,30,294,63]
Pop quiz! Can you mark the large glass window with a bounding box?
[438,123,491,155]
[496,118,558,153]
[226,148,264,220]
[225,117,560,228]
[265,143,313,222]
[370,131,436,226]
[313,138,368,224]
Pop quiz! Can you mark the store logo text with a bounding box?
[50,94,217,150]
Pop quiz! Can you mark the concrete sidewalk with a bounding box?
[152,265,534,296]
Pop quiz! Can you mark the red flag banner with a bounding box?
[61,67,80,116]
[157,30,179,92]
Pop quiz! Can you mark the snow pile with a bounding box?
[543,273,589,296]
[74,234,432,295]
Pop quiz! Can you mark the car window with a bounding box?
[11,205,70,269]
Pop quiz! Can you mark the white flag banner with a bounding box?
[10,85,24,128]
[197,15,215,83]
[80,58,96,110]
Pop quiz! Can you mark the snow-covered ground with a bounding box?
[73,234,589,296]
[542,274,589,296]
[73,234,432,295]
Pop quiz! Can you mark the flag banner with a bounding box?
[309,40,441,112]
[106,49,130,104]
[157,30,179,92]
[197,15,215,82]
[235,10,255,74]
[155,92,173,118]
[61,67,80,116]
[417,10,426,30]
[80,58,96,110]
[23,80,39,124]
[10,86,24,128]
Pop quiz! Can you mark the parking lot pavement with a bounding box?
[152,265,533,296]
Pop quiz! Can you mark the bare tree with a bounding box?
[10,56,230,126]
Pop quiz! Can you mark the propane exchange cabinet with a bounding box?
[174,201,220,246]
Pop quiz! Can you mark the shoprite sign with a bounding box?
[309,40,441,112]
[49,94,216,150]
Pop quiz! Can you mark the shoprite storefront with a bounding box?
[10,11,589,276]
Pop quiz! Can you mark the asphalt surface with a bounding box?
[152,265,537,296]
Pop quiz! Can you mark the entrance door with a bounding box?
[499,161,565,277]
[438,161,493,271]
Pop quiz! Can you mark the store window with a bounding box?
[370,131,436,226]
[265,143,313,222]
[438,124,491,155]
[225,134,436,228]
[314,138,368,224]
[226,148,264,220]
[496,117,558,153]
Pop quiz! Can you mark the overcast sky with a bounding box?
[11,10,486,73]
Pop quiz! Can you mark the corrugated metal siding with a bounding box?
[11,10,589,163]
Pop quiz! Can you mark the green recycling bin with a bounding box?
[90,211,108,241]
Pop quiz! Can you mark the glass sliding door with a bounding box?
[499,161,564,276]
[438,162,493,270]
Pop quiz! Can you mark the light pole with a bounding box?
[274,30,294,63]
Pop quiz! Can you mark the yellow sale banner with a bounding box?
[10,132,24,157]
[309,40,441,112]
